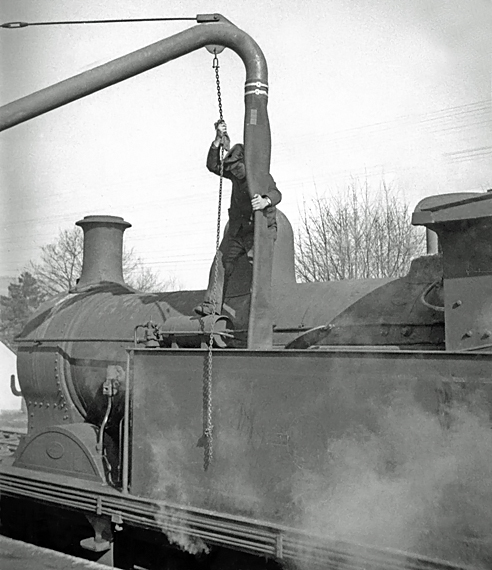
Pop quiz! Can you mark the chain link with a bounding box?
[213,54,223,122]
[203,50,226,471]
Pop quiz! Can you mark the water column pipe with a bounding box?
[0,13,273,349]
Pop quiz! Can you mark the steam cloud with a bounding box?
[292,392,492,568]
[146,379,492,568]
[149,430,210,556]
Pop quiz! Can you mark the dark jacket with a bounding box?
[207,144,282,236]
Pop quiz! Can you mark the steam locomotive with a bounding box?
[1,14,492,570]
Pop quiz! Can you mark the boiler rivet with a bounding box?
[463,330,473,338]
[453,300,463,308]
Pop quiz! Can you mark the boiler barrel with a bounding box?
[16,287,199,431]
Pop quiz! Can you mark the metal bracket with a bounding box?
[1,21,29,28]
[134,321,160,347]
[111,512,124,532]
[80,514,113,553]
[104,365,125,396]
[197,14,222,23]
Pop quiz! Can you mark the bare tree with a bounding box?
[0,272,47,349]
[30,229,84,294]
[30,227,178,295]
[125,265,181,293]
[295,179,426,282]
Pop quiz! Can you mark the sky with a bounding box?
[0,0,491,292]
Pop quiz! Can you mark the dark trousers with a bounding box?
[203,227,255,312]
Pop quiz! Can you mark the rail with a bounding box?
[0,429,23,458]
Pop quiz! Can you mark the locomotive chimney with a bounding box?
[74,215,131,289]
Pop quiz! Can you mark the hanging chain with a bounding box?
[202,50,226,471]
[213,54,224,123]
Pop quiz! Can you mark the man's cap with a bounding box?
[223,143,244,165]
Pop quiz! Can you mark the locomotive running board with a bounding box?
[0,462,474,570]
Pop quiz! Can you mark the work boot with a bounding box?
[193,303,220,317]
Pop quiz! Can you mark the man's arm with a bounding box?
[265,176,282,206]
[206,143,221,175]
[206,144,233,179]
[251,176,282,211]
[206,121,232,177]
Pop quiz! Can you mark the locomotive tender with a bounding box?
[1,14,492,570]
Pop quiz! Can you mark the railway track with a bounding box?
[0,429,23,458]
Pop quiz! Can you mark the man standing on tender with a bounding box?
[194,121,282,316]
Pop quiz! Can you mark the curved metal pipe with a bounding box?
[0,15,267,130]
[10,374,22,397]
[0,13,273,349]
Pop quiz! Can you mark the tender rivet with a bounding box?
[453,300,463,309]
[482,331,491,339]
[463,330,473,338]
